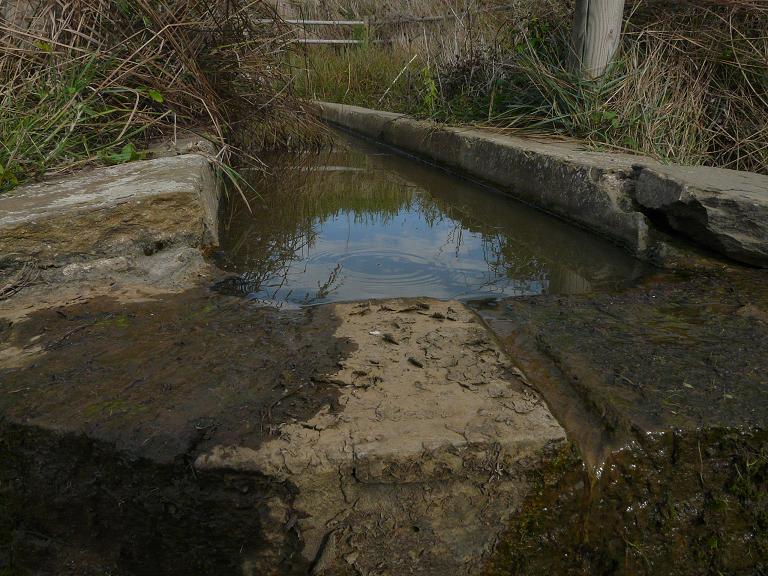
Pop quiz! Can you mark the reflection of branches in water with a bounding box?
[478,232,548,293]
[221,145,568,300]
[446,228,547,297]
[219,161,422,296]
[303,263,344,305]
[432,206,548,295]
[454,227,463,259]
[427,198,551,296]
[220,225,315,296]
[437,194,550,287]
[487,236,547,280]
[433,220,464,261]
[416,192,448,229]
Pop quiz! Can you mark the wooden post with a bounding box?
[570,0,625,79]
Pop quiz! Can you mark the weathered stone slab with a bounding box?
[197,299,565,574]
[0,154,219,270]
[636,165,768,267]
[476,268,768,464]
[0,296,566,575]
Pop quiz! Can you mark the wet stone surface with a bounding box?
[0,289,351,463]
[1,422,310,576]
[0,294,566,575]
[486,428,768,576]
[0,289,352,575]
[196,299,565,575]
[477,267,768,440]
[478,267,768,576]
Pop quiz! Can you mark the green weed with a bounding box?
[0,0,323,193]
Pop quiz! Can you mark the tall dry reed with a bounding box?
[288,0,768,173]
[0,0,323,191]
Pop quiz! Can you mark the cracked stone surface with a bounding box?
[196,299,566,575]
[0,292,567,575]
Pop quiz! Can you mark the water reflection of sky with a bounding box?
[217,133,645,306]
[259,195,546,303]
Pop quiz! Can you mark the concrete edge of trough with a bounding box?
[0,136,221,271]
[316,101,768,269]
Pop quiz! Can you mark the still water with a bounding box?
[215,131,646,306]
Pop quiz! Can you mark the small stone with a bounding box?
[487,384,505,398]
[510,366,531,385]
[408,357,424,368]
[382,333,399,345]
[446,370,461,382]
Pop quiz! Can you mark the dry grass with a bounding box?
[287,0,768,173]
[622,0,768,171]
[0,0,324,192]
[0,262,38,301]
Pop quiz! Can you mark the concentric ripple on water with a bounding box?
[215,131,646,307]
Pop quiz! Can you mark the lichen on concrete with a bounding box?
[0,153,219,272]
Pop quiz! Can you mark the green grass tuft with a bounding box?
[0,0,324,193]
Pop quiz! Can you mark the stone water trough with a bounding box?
[0,136,566,575]
[1,111,768,575]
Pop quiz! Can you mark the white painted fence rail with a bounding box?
[292,38,365,45]
[254,19,366,26]
[255,18,369,45]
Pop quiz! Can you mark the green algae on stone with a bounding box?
[484,442,588,576]
[479,267,768,575]
[486,429,768,576]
